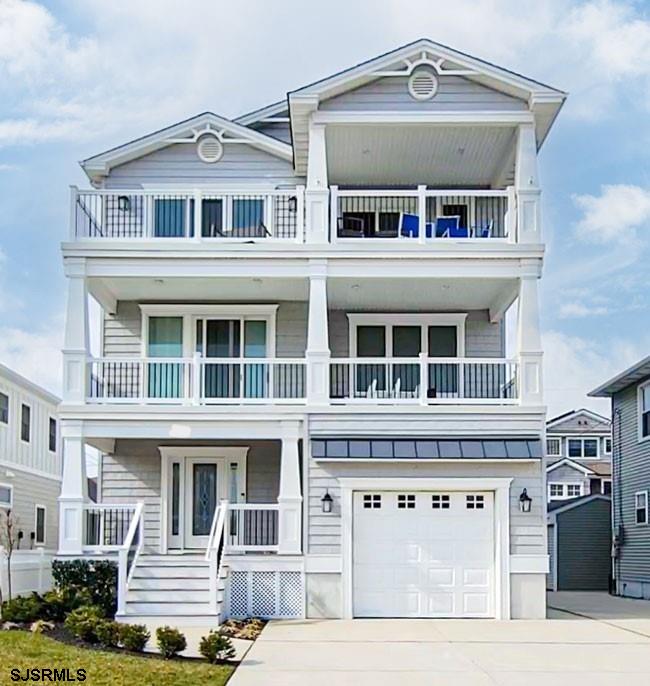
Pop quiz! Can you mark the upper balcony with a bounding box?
[69,184,523,246]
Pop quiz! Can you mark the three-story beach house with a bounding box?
[58,39,565,622]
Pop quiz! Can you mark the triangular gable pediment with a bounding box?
[546,458,595,477]
[81,112,293,183]
[547,408,611,434]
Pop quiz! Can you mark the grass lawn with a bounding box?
[0,631,234,685]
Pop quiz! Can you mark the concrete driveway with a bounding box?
[229,593,650,685]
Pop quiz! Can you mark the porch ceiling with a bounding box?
[326,124,517,186]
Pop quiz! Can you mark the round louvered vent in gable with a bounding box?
[408,69,438,101]
[197,134,224,163]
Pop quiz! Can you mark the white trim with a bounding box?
[567,437,600,459]
[34,504,47,545]
[546,408,610,430]
[311,111,535,126]
[0,363,61,405]
[635,490,648,526]
[546,437,561,456]
[139,304,279,317]
[546,458,594,476]
[638,379,650,443]
[338,476,512,620]
[509,554,548,574]
[0,481,13,509]
[548,481,583,501]
[158,446,249,553]
[0,460,62,483]
[347,313,467,358]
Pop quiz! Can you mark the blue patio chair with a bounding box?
[399,212,420,238]
[434,216,460,238]
[474,219,494,238]
[448,224,470,238]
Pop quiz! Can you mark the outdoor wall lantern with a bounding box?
[519,488,532,513]
[321,490,333,514]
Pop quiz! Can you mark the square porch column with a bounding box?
[515,123,542,244]
[306,261,330,405]
[518,261,543,406]
[305,121,329,244]
[278,422,303,555]
[62,258,90,404]
[58,424,88,555]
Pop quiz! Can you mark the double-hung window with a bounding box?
[640,382,650,440]
[636,491,648,525]
[568,438,599,459]
[546,438,561,457]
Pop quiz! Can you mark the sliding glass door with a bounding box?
[147,316,184,398]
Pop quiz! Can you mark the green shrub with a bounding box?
[198,631,236,664]
[64,605,104,643]
[156,626,186,659]
[95,619,121,648]
[119,623,150,652]
[52,560,117,618]
[40,587,91,621]
[1,593,43,623]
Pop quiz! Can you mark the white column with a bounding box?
[515,124,541,244]
[517,262,543,406]
[306,261,330,405]
[278,422,302,555]
[62,259,90,404]
[58,422,88,555]
[305,121,329,244]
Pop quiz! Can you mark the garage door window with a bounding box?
[397,494,415,509]
[431,494,450,509]
[363,494,381,509]
[466,494,485,509]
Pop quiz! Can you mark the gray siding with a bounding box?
[613,377,650,584]
[101,439,282,551]
[104,142,303,188]
[103,302,142,356]
[276,302,308,357]
[547,465,587,483]
[308,459,544,556]
[557,498,611,591]
[0,467,60,551]
[249,121,292,144]
[320,75,527,112]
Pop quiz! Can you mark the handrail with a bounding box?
[116,502,144,615]
[206,501,228,613]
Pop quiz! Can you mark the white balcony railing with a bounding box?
[83,503,139,550]
[224,504,280,553]
[87,356,307,404]
[71,188,305,242]
[329,357,519,404]
[85,355,519,405]
[331,187,515,241]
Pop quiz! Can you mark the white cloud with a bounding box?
[543,329,647,417]
[573,184,650,243]
[559,301,610,318]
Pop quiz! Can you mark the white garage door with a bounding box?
[353,491,494,617]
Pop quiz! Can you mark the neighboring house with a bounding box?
[0,363,61,597]
[57,39,566,622]
[545,409,612,503]
[591,355,650,600]
[547,494,611,592]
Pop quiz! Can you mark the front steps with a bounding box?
[118,554,228,626]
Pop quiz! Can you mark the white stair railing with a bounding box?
[116,502,144,615]
[205,500,228,614]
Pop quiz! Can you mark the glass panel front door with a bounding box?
[184,459,218,548]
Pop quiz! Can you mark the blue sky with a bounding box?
[1,0,649,418]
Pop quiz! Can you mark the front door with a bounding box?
[184,458,219,548]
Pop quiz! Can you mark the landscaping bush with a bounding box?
[199,630,236,663]
[95,619,121,648]
[52,560,117,618]
[1,593,43,623]
[40,587,92,622]
[156,626,186,659]
[64,605,104,643]
[118,623,150,652]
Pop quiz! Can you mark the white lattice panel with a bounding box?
[227,570,303,619]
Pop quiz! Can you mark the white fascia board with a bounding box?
[234,100,289,126]
[0,363,61,406]
[311,110,535,126]
[546,408,611,429]
[81,112,293,180]
[546,458,595,476]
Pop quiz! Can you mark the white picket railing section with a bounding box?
[116,502,144,615]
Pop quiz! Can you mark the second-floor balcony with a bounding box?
[85,355,519,406]
[70,185,521,245]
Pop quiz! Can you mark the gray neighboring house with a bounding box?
[545,408,612,503]
[590,356,650,599]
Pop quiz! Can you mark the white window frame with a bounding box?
[567,437,600,459]
[0,482,13,509]
[548,483,565,500]
[604,437,612,455]
[20,402,31,444]
[347,313,467,359]
[546,437,561,457]
[635,491,648,525]
[34,504,46,545]
[48,416,57,453]
[548,482,583,501]
[601,479,612,495]
[638,380,650,443]
[0,391,8,425]
[566,484,582,498]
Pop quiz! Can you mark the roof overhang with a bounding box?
[548,494,611,520]
[546,407,611,430]
[546,458,595,476]
[288,38,566,176]
[590,355,650,397]
[81,112,293,185]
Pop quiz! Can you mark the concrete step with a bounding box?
[132,566,210,579]
[127,589,211,604]
[130,576,209,591]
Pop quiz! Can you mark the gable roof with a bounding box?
[81,111,293,183]
[548,493,610,516]
[235,100,289,126]
[546,408,611,432]
[0,362,60,406]
[590,355,650,397]
[546,458,595,477]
